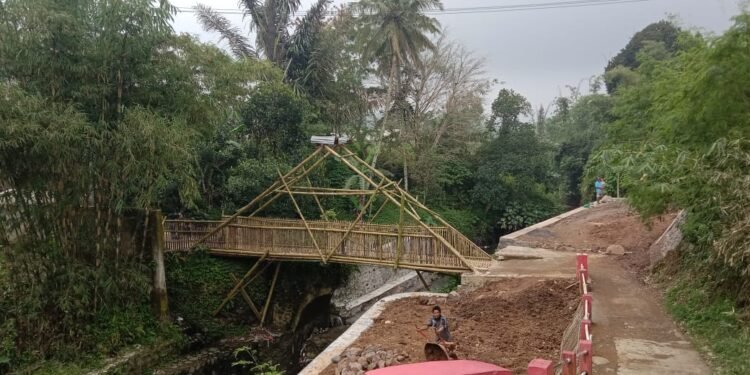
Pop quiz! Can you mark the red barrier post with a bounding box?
[576,253,588,277]
[561,351,576,375]
[579,339,593,374]
[527,358,553,375]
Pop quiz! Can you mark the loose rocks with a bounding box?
[334,345,409,374]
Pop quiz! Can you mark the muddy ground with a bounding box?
[323,278,578,374]
[516,201,676,274]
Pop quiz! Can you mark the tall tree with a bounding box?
[604,20,681,93]
[486,88,532,131]
[195,0,332,91]
[353,0,442,170]
[398,36,489,197]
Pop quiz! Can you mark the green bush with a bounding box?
[0,241,176,368]
[657,248,750,374]
[165,248,257,339]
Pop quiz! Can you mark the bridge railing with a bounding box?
[164,216,491,272]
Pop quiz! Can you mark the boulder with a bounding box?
[606,244,626,255]
[331,355,341,364]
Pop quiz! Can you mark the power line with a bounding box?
[176,0,649,17]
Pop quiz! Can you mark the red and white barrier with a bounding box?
[528,253,594,375]
[574,253,593,374]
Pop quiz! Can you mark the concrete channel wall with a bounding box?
[333,266,438,321]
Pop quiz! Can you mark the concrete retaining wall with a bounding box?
[333,266,437,321]
[649,210,686,267]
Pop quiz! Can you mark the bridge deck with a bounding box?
[165,217,492,273]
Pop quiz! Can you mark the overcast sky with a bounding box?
[169,0,745,108]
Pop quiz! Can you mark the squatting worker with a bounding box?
[419,305,452,343]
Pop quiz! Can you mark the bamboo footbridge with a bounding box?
[165,216,491,273]
[164,143,492,274]
[163,142,491,320]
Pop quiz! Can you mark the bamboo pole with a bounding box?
[303,171,327,221]
[195,147,325,246]
[246,151,332,218]
[406,201,421,220]
[324,179,389,262]
[213,254,268,316]
[205,249,470,273]
[327,146,479,273]
[367,179,401,223]
[281,186,380,193]
[399,189,474,245]
[342,146,488,267]
[368,198,389,223]
[277,169,325,262]
[261,262,281,327]
[416,270,429,291]
[402,192,491,263]
[395,191,406,268]
[271,190,378,196]
[230,273,262,321]
[197,224,436,238]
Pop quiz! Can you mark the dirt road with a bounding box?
[319,201,710,374]
[506,201,710,374]
[590,256,711,374]
[323,278,578,374]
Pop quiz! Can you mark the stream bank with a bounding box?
[81,264,450,375]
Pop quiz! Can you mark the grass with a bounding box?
[15,360,98,375]
[436,275,461,293]
[661,271,750,374]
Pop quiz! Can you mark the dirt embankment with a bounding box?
[516,201,675,273]
[324,278,578,374]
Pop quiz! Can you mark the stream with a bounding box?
[153,295,347,375]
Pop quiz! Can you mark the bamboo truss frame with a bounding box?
[166,145,492,278]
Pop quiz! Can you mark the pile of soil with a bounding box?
[517,201,676,273]
[323,278,578,374]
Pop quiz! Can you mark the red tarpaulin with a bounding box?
[365,360,513,375]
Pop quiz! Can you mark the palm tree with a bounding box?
[353,0,442,175]
[195,0,331,89]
